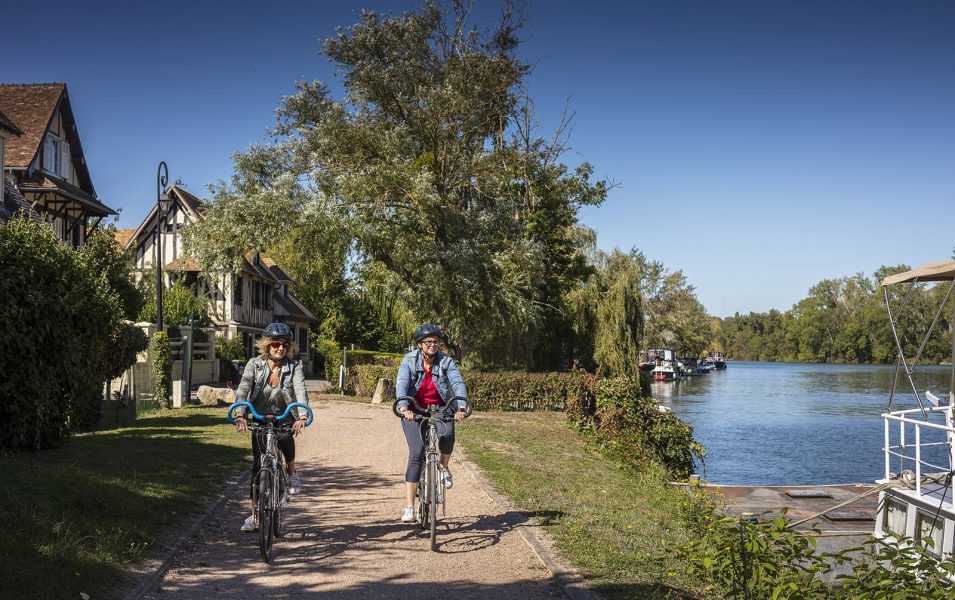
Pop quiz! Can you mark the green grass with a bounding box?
[0,406,249,600]
[457,412,709,600]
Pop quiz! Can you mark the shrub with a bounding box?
[585,376,704,478]
[676,485,955,598]
[101,322,149,382]
[0,218,123,448]
[138,281,211,327]
[150,332,172,408]
[314,338,342,389]
[345,350,402,394]
[465,371,587,411]
[215,335,244,361]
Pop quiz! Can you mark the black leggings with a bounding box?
[402,417,455,483]
[249,429,295,499]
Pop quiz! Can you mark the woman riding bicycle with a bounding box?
[395,323,469,523]
[233,322,309,532]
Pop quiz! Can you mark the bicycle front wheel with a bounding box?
[258,470,275,563]
[417,478,428,530]
[427,459,438,550]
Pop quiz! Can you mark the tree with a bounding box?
[182,0,606,367]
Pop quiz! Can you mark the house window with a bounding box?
[233,277,243,306]
[916,510,944,556]
[298,327,308,357]
[882,498,907,538]
[43,133,70,179]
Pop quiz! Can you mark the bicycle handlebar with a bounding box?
[227,401,314,426]
[392,395,472,420]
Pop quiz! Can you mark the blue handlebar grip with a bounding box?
[280,402,314,426]
[227,400,314,426]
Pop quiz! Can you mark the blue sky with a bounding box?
[3,0,954,317]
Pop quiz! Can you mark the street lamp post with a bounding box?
[156,161,172,331]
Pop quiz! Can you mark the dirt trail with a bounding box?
[145,399,565,599]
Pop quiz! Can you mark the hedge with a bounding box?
[0,218,123,448]
[351,365,587,411]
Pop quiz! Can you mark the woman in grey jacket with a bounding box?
[395,323,469,523]
[232,322,309,532]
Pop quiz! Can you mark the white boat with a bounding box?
[648,348,684,381]
[874,260,955,557]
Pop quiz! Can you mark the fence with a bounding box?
[105,323,219,419]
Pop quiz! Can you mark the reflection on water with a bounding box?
[652,361,955,486]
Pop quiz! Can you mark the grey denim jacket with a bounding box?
[234,356,307,421]
[395,349,468,413]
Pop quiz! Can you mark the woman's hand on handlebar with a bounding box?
[453,410,466,422]
[400,407,415,421]
[235,415,248,433]
[292,418,307,435]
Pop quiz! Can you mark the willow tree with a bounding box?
[570,248,644,378]
[184,0,606,365]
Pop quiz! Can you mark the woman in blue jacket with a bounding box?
[395,323,469,523]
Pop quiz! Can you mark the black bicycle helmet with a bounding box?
[412,323,444,343]
[262,322,294,339]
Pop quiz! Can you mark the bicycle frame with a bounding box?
[227,400,312,563]
[394,395,470,551]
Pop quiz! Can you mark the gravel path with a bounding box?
[145,399,565,599]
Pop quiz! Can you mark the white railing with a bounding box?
[883,402,955,505]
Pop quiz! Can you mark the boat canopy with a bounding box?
[882,260,955,286]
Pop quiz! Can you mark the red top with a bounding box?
[415,367,442,407]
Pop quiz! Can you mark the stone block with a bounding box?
[197,385,236,406]
[372,378,394,404]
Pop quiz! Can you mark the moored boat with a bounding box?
[706,351,727,370]
[873,260,955,558]
[648,348,683,381]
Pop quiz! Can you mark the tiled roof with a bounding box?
[18,172,116,216]
[260,256,293,282]
[0,108,22,135]
[114,227,136,249]
[164,257,202,272]
[0,83,64,168]
[274,292,316,322]
[168,184,204,216]
[1,179,40,224]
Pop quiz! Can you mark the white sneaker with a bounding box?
[440,466,453,489]
[289,472,301,495]
[240,515,257,532]
[400,506,415,523]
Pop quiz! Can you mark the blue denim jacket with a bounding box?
[234,356,307,421]
[395,349,468,413]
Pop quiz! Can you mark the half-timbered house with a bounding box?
[0,83,115,245]
[119,184,315,369]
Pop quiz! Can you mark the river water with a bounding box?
[652,361,955,486]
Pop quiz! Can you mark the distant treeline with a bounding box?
[713,265,954,364]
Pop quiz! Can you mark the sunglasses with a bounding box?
[270,341,290,349]
[420,339,441,346]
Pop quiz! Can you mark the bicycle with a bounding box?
[393,395,470,551]
[227,400,314,563]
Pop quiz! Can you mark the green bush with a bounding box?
[345,350,402,394]
[150,332,172,408]
[676,485,955,598]
[314,338,342,389]
[0,218,123,448]
[584,376,704,478]
[138,281,211,327]
[101,322,148,382]
[352,365,395,396]
[215,335,244,361]
[465,371,587,411]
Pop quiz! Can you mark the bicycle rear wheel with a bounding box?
[258,470,274,563]
[427,460,438,550]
